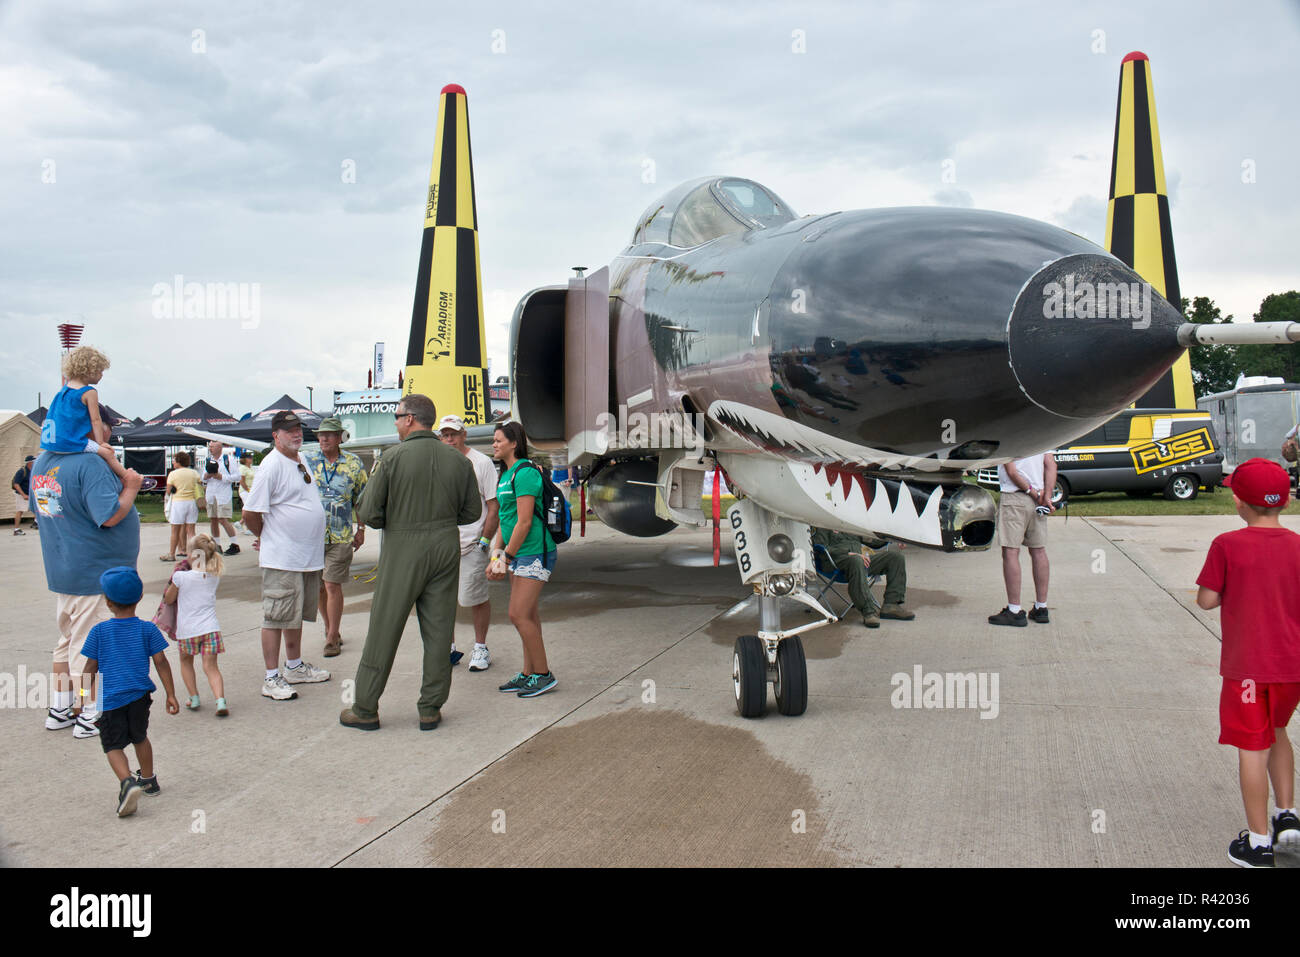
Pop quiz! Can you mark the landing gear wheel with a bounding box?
[773,636,808,716]
[733,635,767,718]
[1164,474,1199,501]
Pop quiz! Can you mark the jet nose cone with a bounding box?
[1008,253,1185,418]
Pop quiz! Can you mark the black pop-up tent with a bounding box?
[213,394,322,443]
[111,403,180,445]
[118,400,238,447]
[98,402,136,442]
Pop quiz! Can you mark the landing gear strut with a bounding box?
[727,501,834,718]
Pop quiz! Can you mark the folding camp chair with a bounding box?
[811,543,882,621]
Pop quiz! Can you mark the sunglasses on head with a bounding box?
[296,463,312,484]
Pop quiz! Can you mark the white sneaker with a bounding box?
[261,673,298,700]
[468,645,491,672]
[45,706,74,730]
[73,712,100,738]
[283,660,330,684]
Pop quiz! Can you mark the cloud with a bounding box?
[2,0,1298,418]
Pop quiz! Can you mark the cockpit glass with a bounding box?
[633,177,796,247]
[716,179,789,225]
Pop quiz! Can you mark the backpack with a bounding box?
[510,461,572,547]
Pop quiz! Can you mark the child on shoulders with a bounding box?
[40,345,128,481]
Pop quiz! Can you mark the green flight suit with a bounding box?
[352,430,482,720]
[810,527,907,615]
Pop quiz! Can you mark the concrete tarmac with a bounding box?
[2,513,1297,867]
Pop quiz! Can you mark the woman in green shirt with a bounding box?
[487,421,557,698]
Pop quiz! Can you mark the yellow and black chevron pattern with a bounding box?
[1105,51,1194,409]
[404,83,489,425]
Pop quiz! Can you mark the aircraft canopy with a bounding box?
[632,176,795,247]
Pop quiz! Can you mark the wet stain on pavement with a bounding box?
[538,582,735,623]
[424,708,845,867]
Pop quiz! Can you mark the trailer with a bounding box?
[1198,379,1300,474]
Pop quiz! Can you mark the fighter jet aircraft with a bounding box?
[402,64,1300,718]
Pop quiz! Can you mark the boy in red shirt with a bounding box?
[1196,457,1300,867]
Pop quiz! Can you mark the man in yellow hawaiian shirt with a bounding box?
[303,417,368,658]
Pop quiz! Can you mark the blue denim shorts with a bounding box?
[509,550,557,582]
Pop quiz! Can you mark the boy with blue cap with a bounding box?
[81,566,180,817]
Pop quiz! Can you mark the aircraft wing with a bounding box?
[342,432,401,452]
[175,426,270,451]
[343,425,494,454]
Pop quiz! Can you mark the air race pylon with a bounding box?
[403,83,488,424]
[1105,52,1194,409]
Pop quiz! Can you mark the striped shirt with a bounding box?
[81,617,168,712]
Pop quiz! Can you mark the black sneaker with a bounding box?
[1274,810,1300,847]
[134,770,160,795]
[1028,606,1050,623]
[223,543,240,556]
[116,777,144,818]
[1228,830,1274,868]
[988,607,1027,627]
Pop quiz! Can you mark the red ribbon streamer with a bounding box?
[712,469,721,566]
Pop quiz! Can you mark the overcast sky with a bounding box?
[3,0,1297,419]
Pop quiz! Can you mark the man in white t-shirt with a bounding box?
[989,452,1056,627]
[239,411,331,700]
[439,414,499,672]
[202,440,241,556]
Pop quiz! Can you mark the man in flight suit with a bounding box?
[339,393,481,731]
[811,526,915,629]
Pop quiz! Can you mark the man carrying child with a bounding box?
[32,438,144,738]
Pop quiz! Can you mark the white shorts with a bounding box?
[458,547,490,606]
[14,492,28,515]
[169,499,199,525]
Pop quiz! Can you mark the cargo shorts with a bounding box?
[261,568,322,630]
[998,491,1047,549]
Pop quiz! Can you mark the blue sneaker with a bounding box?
[517,672,557,698]
[450,649,464,666]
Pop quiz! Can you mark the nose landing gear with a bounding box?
[727,501,834,718]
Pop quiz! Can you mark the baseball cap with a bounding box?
[316,416,344,433]
[100,566,144,605]
[1224,457,1291,508]
[271,410,303,431]
[438,414,466,432]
